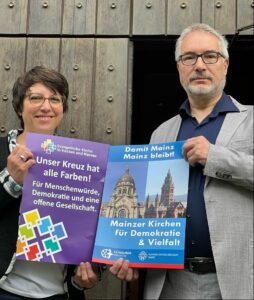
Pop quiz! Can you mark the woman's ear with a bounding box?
[17,105,23,116]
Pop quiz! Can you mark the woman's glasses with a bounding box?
[26,93,63,107]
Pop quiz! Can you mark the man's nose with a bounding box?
[195,56,207,69]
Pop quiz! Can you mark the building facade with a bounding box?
[101,168,186,220]
[0,1,252,299]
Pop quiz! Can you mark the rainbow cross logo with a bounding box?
[41,139,57,154]
[16,209,68,263]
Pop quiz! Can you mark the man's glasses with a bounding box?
[26,94,63,107]
[179,51,225,66]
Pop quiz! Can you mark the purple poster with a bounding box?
[16,133,109,264]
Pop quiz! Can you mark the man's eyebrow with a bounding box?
[180,51,197,56]
[181,50,218,55]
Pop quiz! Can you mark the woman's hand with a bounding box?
[7,144,35,185]
[73,262,99,289]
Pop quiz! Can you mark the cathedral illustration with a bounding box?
[100,168,186,219]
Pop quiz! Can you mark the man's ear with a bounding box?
[176,61,180,71]
[224,58,229,75]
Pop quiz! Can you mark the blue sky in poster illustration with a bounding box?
[102,159,189,203]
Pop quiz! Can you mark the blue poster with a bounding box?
[92,141,189,269]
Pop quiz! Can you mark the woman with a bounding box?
[0,66,99,299]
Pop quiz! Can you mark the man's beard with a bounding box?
[184,78,226,99]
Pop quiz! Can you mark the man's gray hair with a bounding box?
[175,23,229,61]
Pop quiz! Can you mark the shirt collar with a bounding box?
[179,93,239,119]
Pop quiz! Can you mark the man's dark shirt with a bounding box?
[177,93,239,258]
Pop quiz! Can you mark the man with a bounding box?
[110,23,253,299]
[144,23,253,299]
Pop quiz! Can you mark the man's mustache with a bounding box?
[189,75,213,82]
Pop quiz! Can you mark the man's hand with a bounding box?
[182,136,210,166]
[109,258,139,281]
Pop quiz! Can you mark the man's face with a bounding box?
[177,31,229,99]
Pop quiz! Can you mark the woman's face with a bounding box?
[21,82,64,135]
